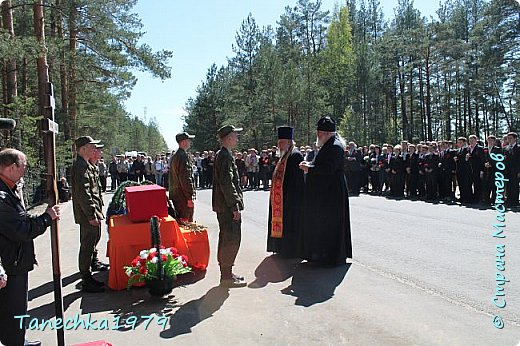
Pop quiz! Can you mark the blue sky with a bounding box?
[125,0,438,149]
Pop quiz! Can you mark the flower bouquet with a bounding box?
[177,219,207,233]
[125,246,191,295]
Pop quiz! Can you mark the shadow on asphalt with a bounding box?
[248,255,350,307]
[248,254,300,288]
[28,272,82,301]
[281,262,350,307]
[159,285,229,338]
[27,270,207,332]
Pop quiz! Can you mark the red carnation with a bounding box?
[131,258,139,267]
[139,266,148,275]
[181,255,188,263]
[148,252,157,260]
[161,255,168,262]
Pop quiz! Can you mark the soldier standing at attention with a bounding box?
[212,125,246,288]
[71,136,105,293]
[170,132,196,221]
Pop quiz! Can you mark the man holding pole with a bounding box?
[0,148,60,346]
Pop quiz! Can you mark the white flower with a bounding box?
[139,250,148,259]
[125,268,133,277]
[149,247,157,253]
[150,257,158,264]
[159,249,169,255]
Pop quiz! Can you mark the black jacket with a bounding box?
[0,179,52,275]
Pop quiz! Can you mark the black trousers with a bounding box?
[216,211,241,278]
[506,172,519,206]
[110,173,119,190]
[0,272,28,346]
[426,171,438,200]
[100,175,107,192]
[470,173,483,202]
[118,172,128,182]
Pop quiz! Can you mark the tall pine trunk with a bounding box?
[425,46,432,141]
[56,0,69,140]
[68,2,78,142]
[2,1,17,106]
[398,59,407,141]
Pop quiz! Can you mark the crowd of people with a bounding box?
[342,133,520,208]
[156,133,520,210]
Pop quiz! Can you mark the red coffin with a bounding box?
[124,184,168,222]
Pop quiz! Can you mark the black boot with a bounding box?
[220,266,246,288]
[81,274,105,293]
[91,251,109,272]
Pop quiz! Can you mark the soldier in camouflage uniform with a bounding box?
[71,136,105,293]
[169,132,196,221]
[88,142,109,272]
[212,125,246,288]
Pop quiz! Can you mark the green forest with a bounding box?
[0,0,170,170]
[184,0,519,151]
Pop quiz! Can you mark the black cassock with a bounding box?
[267,148,305,258]
[303,135,352,265]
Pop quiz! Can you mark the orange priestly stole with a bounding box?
[270,146,292,238]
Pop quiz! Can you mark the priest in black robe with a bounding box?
[299,117,352,266]
[267,126,305,258]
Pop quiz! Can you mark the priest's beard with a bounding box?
[278,146,289,158]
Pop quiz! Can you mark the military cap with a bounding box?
[75,136,101,149]
[217,125,243,139]
[176,132,195,143]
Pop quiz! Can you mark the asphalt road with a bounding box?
[25,188,520,345]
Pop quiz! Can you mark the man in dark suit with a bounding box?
[454,137,472,203]
[424,143,440,201]
[212,125,246,287]
[504,132,520,207]
[344,142,363,196]
[483,135,503,205]
[0,148,60,346]
[406,144,419,198]
[170,132,196,221]
[299,117,352,267]
[467,135,485,203]
[438,140,456,201]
